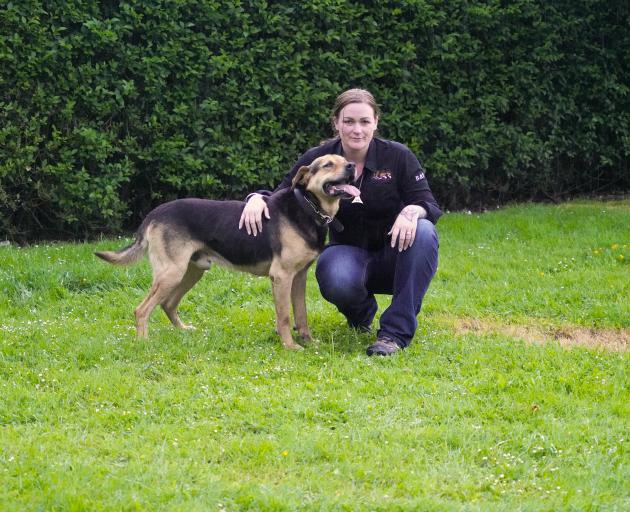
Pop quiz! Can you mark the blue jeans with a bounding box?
[315,219,439,347]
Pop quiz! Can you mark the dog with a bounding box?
[95,154,359,349]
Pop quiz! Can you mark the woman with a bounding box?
[240,89,441,356]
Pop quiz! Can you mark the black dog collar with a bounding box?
[293,188,344,232]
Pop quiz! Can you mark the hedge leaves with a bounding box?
[1,0,628,239]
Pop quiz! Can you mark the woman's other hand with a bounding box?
[388,205,427,252]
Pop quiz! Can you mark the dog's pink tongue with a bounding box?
[332,184,361,197]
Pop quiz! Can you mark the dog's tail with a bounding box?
[95,235,147,266]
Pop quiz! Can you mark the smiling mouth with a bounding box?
[324,179,361,198]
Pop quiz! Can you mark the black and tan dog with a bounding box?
[95,155,359,349]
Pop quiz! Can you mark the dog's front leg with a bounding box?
[269,266,303,350]
[291,266,313,342]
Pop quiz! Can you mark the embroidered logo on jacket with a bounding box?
[415,172,425,181]
[372,170,392,181]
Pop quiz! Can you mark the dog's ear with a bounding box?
[291,166,310,189]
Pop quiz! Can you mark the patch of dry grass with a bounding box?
[446,316,629,351]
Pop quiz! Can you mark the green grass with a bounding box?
[1,200,628,511]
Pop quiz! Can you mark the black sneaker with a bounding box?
[366,336,401,356]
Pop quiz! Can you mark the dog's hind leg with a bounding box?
[161,263,206,330]
[134,268,186,338]
[291,266,313,342]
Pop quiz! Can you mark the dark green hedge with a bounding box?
[1,0,628,240]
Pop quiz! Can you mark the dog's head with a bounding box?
[291,155,360,206]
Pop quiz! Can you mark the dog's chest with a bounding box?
[277,221,320,270]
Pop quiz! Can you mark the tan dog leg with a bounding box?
[270,264,303,350]
[134,268,186,338]
[161,263,206,330]
[291,267,312,342]
[134,282,160,338]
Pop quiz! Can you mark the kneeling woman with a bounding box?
[240,88,441,356]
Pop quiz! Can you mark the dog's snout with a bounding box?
[346,162,356,171]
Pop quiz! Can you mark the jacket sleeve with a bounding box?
[399,148,443,224]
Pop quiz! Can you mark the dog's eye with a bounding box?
[323,161,333,168]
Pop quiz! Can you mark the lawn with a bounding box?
[1,200,628,511]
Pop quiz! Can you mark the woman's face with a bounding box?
[333,102,378,155]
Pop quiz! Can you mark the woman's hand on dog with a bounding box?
[239,194,270,236]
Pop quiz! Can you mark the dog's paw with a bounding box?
[283,342,304,351]
[301,336,320,347]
